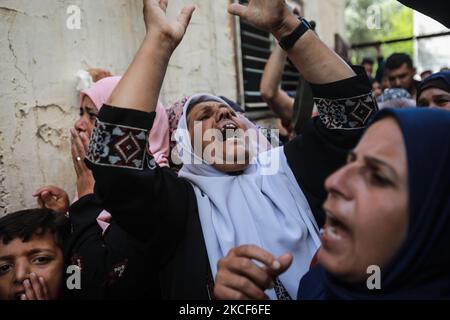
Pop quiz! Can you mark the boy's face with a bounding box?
[0,232,64,300]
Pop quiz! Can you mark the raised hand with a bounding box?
[228,0,294,38]
[33,186,70,214]
[107,0,195,113]
[70,128,95,197]
[143,0,196,50]
[214,245,293,300]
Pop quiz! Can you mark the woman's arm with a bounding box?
[107,0,195,112]
[260,45,295,125]
[229,0,355,84]
[85,1,197,248]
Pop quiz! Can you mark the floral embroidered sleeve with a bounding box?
[313,66,378,131]
[285,66,378,227]
[85,106,198,263]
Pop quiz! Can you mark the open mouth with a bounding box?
[320,210,350,242]
[218,122,242,142]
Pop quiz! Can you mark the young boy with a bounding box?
[0,209,69,300]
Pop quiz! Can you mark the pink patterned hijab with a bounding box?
[78,76,170,233]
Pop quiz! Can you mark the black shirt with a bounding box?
[64,194,161,299]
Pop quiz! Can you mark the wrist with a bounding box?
[272,13,300,41]
[144,30,179,53]
[77,188,94,198]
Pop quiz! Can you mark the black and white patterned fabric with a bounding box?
[274,278,293,300]
[315,92,377,130]
[87,119,149,170]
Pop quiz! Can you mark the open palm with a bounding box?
[144,0,195,49]
[228,0,289,34]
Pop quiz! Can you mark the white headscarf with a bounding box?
[176,94,321,299]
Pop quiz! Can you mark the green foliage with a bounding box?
[345,0,414,64]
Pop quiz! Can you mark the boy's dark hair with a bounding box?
[385,53,414,70]
[361,57,374,66]
[0,208,69,248]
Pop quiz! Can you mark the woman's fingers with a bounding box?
[40,191,55,206]
[36,196,45,209]
[264,253,294,279]
[34,186,64,197]
[79,132,90,154]
[214,245,280,300]
[159,0,168,12]
[177,4,196,31]
[215,269,268,300]
[71,130,82,175]
[71,129,85,158]
[228,3,247,18]
[221,256,274,291]
[214,281,253,300]
[233,245,278,269]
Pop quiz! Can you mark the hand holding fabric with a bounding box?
[214,245,293,300]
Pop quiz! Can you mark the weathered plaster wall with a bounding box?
[303,0,346,48]
[0,0,237,216]
[160,0,238,105]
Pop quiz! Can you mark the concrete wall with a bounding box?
[0,0,237,216]
[303,0,346,48]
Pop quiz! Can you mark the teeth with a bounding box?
[327,226,342,240]
[222,126,241,141]
[222,124,237,130]
[320,228,325,236]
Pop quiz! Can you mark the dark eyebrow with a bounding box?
[433,94,450,100]
[0,255,14,261]
[348,151,400,181]
[27,248,54,256]
[364,155,399,181]
[0,248,55,261]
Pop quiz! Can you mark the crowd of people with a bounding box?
[0,0,449,301]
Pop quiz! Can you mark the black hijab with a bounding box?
[298,108,450,299]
